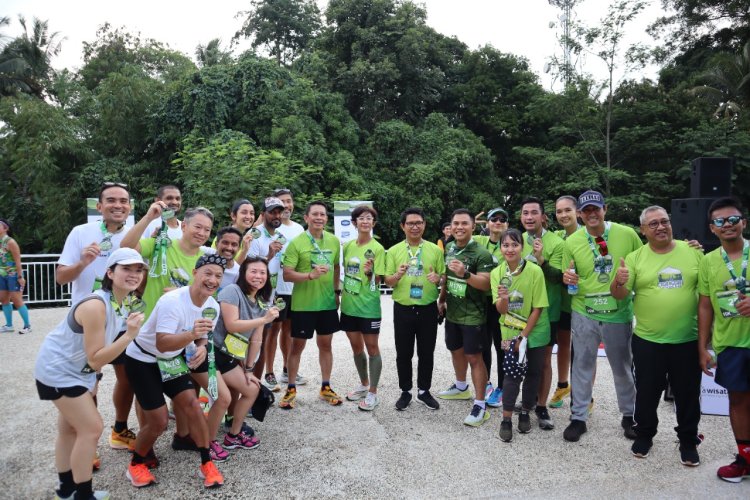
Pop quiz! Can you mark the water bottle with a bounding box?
[185,342,197,362]
[567,266,578,295]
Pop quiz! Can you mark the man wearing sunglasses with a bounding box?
[561,190,642,442]
[697,197,750,482]
[610,205,703,466]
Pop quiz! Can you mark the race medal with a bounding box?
[409,281,423,299]
[223,333,249,360]
[446,276,468,298]
[584,292,618,314]
[202,307,219,400]
[717,290,741,318]
[276,235,287,245]
[344,274,363,295]
[274,297,287,310]
[364,249,375,260]
[250,228,262,239]
[734,277,747,294]
[311,251,330,268]
[99,239,113,252]
[499,276,512,287]
[124,295,146,315]
[170,268,191,288]
[597,271,610,283]
[161,208,175,220]
[525,253,538,264]
[157,355,190,382]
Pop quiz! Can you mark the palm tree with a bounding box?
[195,38,232,67]
[691,40,750,123]
[0,16,31,97]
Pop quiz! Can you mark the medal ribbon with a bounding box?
[306,231,331,265]
[407,242,423,270]
[148,220,170,278]
[99,221,124,250]
[585,223,610,267]
[720,239,749,293]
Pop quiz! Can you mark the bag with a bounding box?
[251,383,275,422]
[502,338,528,379]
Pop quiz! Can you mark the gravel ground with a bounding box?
[2,298,748,499]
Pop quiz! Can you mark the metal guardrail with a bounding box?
[21,254,71,306]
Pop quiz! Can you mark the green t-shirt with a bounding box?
[522,230,564,322]
[386,240,446,306]
[555,228,580,314]
[140,238,205,319]
[562,222,643,323]
[698,244,750,354]
[444,240,496,326]
[624,241,702,344]
[341,239,386,319]
[283,231,340,312]
[490,261,550,348]
[473,235,504,297]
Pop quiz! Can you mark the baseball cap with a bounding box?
[487,208,508,220]
[105,247,149,269]
[577,190,605,210]
[263,197,285,212]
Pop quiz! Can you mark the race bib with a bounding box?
[410,282,423,299]
[717,290,741,318]
[344,274,362,295]
[157,355,190,382]
[311,251,330,267]
[446,276,468,298]
[584,293,618,314]
[222,333,249,360]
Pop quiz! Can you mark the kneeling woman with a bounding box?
[490,229,550,443]
[35,248,147,500]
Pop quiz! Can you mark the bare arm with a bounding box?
[220,301,277,334]
[121,201,166,252]
[8,239,24,287]
[697,294,715,376]
[78,301,144,371]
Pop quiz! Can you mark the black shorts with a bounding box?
[125,355,195,411]
[716,347,750,392]
[110,331,127,365]
[273,295,292,323]
[340,313,381,334]
[558,311,572,331]
[547,321,560,347]
[36,380,88,401]
[196,349,240,374]
[290,309,340,339]
[444,320,485,355]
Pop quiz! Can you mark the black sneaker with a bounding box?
[563,419,587,442]
[535,406,554,430]
[518,411,531,433]
[171,432,199,451]
[225,419,255,437]
[631,438,652,458]
[621,416,637,440]
[499,419,513,442]
[679,443,700,467]
[395,391,412,411]
[417,391,440,410]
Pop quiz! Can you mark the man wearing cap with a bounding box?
[270,189,308,389]
[56,182,137,456]
[610,205,703,465]
[561,190,642,442]
[473,207,508,407]
[248,196,286,383]
[124,253,227,489]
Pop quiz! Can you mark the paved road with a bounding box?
[2,299,747,498]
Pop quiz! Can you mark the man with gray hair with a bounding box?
[610,205,703,466]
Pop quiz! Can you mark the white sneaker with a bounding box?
[463,404,490,427]
[437,384,472,400]
[358,393,380,411]
[18,326,31,335]
[346,385,369,401]
[0,325,13,333]
[279,371,308,385]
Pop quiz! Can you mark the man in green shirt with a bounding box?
[697,197,750,482]
[562,190,642,442]
[385,207,445,411]
[436,209,495,427]
[520,197,564,431]
[279,201,342,410]
[611,205,703,466]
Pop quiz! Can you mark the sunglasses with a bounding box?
[595,236,609,256]
[489,216,508,223]
[712,215,745,228]
[273,188,292,196]
[101,181,128,189]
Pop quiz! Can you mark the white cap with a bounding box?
[105,247,148,269]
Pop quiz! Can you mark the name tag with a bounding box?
[222,333,249,360]
[410,282,423,299]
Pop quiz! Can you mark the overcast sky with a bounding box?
[2,0,667,89]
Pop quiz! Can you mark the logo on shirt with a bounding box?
[508,290,524,312]
[657,267,683,289]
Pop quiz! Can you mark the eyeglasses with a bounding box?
[273,188,292,196]
[595,236,609,256]
[404,221,425,228]
[712,215,745,228]
[489,216,508,223]
[645,218,671,230]
[356,216,375,222]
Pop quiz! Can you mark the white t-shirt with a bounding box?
[126,286,219,363]
[274,221,304,295]
[58,221,132,304]
[142,218,183,240]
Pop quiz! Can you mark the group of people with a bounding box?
[29,180,750,499]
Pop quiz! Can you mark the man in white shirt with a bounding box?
[142,185,183,240]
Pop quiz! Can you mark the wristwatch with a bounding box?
[462,270,471,279]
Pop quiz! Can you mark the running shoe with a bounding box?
[563,420,587,442]
[126,462,156,488]
[280,371,308,385]
[171,432,199,451]
[518,411,531,433]
[631,438,652,458]
[358,393,380,411]
[320,385,343,406]
[279,387,297,409]
[209,440,229,462]
[92,451,101,471]
[18,326,31,334]
[223,432,261,450]
[499,419,513,442]
[463,404,490,427]
[535,407,554,430]
[621,416,637,440]
[437,384,472,400]
[55,491,110,500]
[199,461,224,488]
[717,455,750,483]
[549,385,571,408]
[110,426,137,451]
[679,444,700,466]
[486,387,502,408]
[416,391,440,410]
[395,391,412,411]
[484,382,494,400]
[263,373,281,392]
[0,325,13,333]
[346,386,369,402]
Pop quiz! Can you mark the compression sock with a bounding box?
[2,303,11,326]
[17,304,29,327]
[369,354,383,389]
[353,351,368,383]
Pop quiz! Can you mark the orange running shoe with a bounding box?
[127,462,156,488]
[109,426,136,451]
[92,450,101,471]
[199,461,224,488]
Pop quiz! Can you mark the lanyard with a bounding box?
[449,240,474,258]
[262,225,274,239]
[562,224,581,241]
[149,220,170,278]
[99,221,124,249]
[485,237,500,255]
[721,239,749,292]
[504,260,525,282]
[109,292,126,318]
[407,242,423,269]
[306,231,331,264]
[585,222,610,262]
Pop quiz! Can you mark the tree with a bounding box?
[0,16,31,97]
[2,15,64,98]
[234,0,321,66]
[195,38,232,67]
[690,39,750,125]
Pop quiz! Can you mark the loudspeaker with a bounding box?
[690,157,733,198]
[671,198,720,252]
